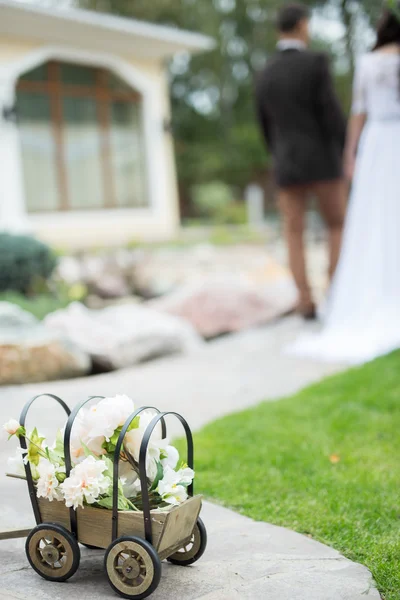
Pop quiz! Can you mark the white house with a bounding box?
[0,1,213,248]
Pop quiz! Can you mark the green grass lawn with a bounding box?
[0,291,71,320]
[190,352,400,600]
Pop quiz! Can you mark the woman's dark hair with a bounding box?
[374,4,400,50]
[277,3,310,33]
[373,3,400,97]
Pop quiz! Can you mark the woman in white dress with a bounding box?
[289,3,400,364]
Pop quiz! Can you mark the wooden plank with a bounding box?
[37,498,166,550]
[158,535,192,561]
[0,529,31,541]
[157,496,202,555]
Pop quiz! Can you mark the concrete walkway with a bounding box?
[0,317,380,599]
[1,501,379,600]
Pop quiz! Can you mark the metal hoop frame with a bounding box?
[137,412,194,545]
[19,395,194,549]
[63,395,106,538]
[19,394,71,525]
[111,406,166,541]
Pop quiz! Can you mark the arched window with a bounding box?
[16,61,147,213]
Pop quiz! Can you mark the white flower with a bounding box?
[157,466,193,506]
[119,460,140,498]
[87,395,135,441]
[177,466,195,485]
[7,448,26,477]
[124,410,164,482]
[69,409,105,463]
[36,460,63,502]
[161,445,179,470]
[60,455,111,510]
[69,395,135,463]
[4,419,21,436]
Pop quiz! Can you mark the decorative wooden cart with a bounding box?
[11,394,207,599]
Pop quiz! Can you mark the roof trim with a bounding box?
[0,0,215,57]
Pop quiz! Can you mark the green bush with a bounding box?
[0,233,57,294]
[191,181,247,225]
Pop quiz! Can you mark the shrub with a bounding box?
[0,233,57,294]
[191,181,247,225]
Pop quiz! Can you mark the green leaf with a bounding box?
[95,496,114,510]
[150,461,164,492]
[55,429,64,456]
[26,428,46,466]
[127,417,140,431]
[102,456,115,481]
[102,418,140,455]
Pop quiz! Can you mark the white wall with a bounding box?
[0,38,180,248]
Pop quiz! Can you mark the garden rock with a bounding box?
[90,273,130,299]
[44,302,204,370]
[0,301,38,329]
[150,276,297,338]
[0,326,90,385]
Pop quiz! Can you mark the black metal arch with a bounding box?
[112,407,166,541]
[19,394,71,525]
[63,395,105,537]
[138,412,194,545]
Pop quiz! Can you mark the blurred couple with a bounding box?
[256,2,400,364]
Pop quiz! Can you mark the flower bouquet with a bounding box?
[5,395,194,512]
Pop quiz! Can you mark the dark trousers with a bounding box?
[279,179,347,310]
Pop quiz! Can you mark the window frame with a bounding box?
[17,60,143,212]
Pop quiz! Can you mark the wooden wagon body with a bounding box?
[9,393,207,599]
[37,495,202,560]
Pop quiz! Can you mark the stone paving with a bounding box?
[0,317,380,599]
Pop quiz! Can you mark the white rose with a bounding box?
[4,419,21,436]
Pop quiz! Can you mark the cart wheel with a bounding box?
[26,523,80,582]
[105,536,161,599]
[167,517,207,566]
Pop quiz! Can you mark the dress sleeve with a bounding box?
[351,57,368,115]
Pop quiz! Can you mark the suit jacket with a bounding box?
[255,49,347,188]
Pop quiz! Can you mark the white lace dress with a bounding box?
[288,52,400,364]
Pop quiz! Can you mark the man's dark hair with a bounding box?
[277,3,310,33]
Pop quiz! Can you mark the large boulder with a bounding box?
[0,303,90,385]
[56,253,134,299]
[44,302,204,370]
[150,276,297,339]
[0,301,38,329]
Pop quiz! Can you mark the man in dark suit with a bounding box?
[256,3,347,319]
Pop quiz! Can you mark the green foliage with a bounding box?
[77,0,383,200]
[0,291,71,320]
[184,351,400,600]
[192,182,247,225]
[102,417,140,455]
[0,233,57,295]
[193,182,234,215]
[26,428,46,467]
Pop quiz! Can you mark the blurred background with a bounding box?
[0,0,382,385]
